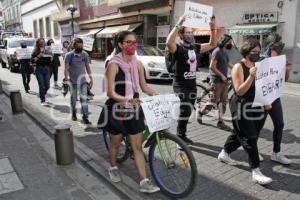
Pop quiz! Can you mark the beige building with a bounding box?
[173,0,300,83]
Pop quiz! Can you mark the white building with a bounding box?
[2,0,22,31]
[173,0,300,83]
[21,0,60,40]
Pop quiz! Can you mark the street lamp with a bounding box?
[67,4,77,38]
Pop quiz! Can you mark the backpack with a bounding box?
[165,50,176,74]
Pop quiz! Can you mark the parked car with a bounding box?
[105,45,172,81]
[0,37,35,72]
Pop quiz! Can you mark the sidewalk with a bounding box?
[1,64,300,200]
[0,94,124,200]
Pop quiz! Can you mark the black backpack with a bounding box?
[165,50,176,74]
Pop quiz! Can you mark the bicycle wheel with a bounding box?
[102,129,130,163]
[148,130,197,198]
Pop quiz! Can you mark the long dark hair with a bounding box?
[114,31,136,54]
[32,38,45,55]
[46,38,54,46]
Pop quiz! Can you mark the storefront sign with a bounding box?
[141,94,180,133]
[183,2,213,29]
[243,12,278,24]
[253,55,286,107]
[16,48,32,60]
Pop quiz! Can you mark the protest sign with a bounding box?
[253,55,286,107]
[183,2,213,29]
[141,94,180,133]
[80,37,95,51]
[51,44,63,54]
[43,46,53,57]
[16,48,32,60]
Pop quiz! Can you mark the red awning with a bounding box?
[193,28,225,36]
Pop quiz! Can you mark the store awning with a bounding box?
[229,24,278,35]
[97,23,142,38]
[76,29,102,38]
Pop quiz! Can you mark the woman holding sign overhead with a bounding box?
[98,31,160,193]
[31,38,53,106]
[218,39,273,185]
[166,15,217,144]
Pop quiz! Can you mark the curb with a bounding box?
[1,81,170,200]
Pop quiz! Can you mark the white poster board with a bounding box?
[81,37,95,51]
[16,48,32,60]
[141,94,180,133]
[253,55,286,107]
[43,46,53,57]
[183,2,213,29]
[51,44,63,54]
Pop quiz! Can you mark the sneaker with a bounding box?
[217,121,232,131]
[108,166,121,183]
[259,153,264,162]
[178,135,194,145]
[72,114,77,121]
[41,102,47,106]
[271,152,292,165]
[140,178,160,193]
[218,149,237,166]
[82,118,92,125]
[252,168,272,185]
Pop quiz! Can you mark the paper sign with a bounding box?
[253,55,286,107]
[51,44,63,54]
[183,2,213,29]
[16,48,32,60]
[141,94,180,133]
[43,46,53,57]
[297,43,300,49]
[80,37,95,51]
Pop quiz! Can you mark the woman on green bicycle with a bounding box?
[99,31,160,193]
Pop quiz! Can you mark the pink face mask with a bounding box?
[124,44,136,55]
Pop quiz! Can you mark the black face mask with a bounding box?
[225,43,232,50]
[249,53,261,63]
[75,48,83,53]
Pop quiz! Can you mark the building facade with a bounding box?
[173,0,300,82]
[2,0,22,31]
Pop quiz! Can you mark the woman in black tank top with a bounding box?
[98,31,160,192]
[218,39,273,185]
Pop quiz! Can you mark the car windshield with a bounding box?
[8,40,35,48]
[137,46,164,56]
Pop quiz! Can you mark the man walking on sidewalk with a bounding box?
[64,38,93,125]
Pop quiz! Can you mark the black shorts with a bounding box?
[98,105,145,135]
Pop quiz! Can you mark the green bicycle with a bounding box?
[102,124,197,198]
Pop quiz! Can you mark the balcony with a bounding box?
[107,0,153,7]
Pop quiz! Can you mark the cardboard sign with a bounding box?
[51,44,63,54]
[16,48,32,60]
[183,2,213,29]
[140,94,180,133]
[253,55,286,107]
[80,37,95,51]
[43,46,53,57]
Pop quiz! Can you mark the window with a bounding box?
[45,17,51,37]
[39,18,44,38]
[33,20,38,38]
[53,22,60,38]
